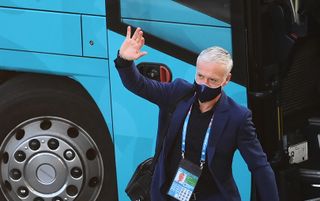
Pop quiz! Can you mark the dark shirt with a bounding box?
[165,101,219,197]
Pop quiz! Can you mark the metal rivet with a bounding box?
[10,169,22,180]
[48,138,59,150]
[52,197,63,201]
[29,139,41,151]
[64,150,75,161]
[14,150,26,162]
[17,186,29,197]
[71,167,82,178]
[66,185,78,196]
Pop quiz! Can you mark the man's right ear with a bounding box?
[222,73,232,87]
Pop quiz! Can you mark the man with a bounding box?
[114,26,279,201]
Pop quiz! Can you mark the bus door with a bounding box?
[232,0,320,200]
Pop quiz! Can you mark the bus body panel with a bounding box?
[0,7,82,56]
[0,50,107,77]
[0,0,105,15]
[82,15,108,58]
[72,75,114,138]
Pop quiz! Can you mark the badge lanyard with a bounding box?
[181,105,214,169]
[167,104,214,201]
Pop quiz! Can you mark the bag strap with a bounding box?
[151,87,194,170]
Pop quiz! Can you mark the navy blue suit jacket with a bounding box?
[115,58,279,201]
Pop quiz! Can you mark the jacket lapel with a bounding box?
[207,92,230,166]
[163,95,196,158]
[162,91,230,166]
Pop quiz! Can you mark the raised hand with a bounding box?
[119,26,148,61]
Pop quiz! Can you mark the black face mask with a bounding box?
[194,81,221,103]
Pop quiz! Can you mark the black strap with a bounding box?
[151,88,194,170]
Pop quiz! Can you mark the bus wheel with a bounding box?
[0,74,117,201]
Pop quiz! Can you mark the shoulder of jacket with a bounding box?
[172,79,193,91]
[225,95,251,117]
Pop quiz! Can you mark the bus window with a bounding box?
[119,0,231,55]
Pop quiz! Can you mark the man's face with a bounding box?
[195,60,231,88]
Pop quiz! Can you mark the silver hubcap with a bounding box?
[0,117,104,201]
[37,164,56,184]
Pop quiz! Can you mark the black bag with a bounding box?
[125,157,153,201]
[125,89,194,201]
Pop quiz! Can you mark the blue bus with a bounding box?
[0,0,319,201]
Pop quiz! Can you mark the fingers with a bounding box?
[131,27,144,45]
[132,27,141,40]
[126,26,131,39]
[122,26,147,60]
[132,27,145,50]
[137,36,145,50]
[136,30,143,44]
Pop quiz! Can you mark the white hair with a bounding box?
[197,46,233,74]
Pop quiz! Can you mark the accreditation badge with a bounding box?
[167,159,202,201]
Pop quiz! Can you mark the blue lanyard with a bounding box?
[181,104,214,169]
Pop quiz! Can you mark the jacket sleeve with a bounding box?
[114,55,182,108]
[237,110,279,201]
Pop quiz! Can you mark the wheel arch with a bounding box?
[0,70,113,138]
[0,72,118,201]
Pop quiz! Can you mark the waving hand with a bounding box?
[119,26,148,61]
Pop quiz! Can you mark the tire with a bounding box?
[0,74,118,201]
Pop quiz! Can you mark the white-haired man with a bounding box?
[115,26,279,201]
